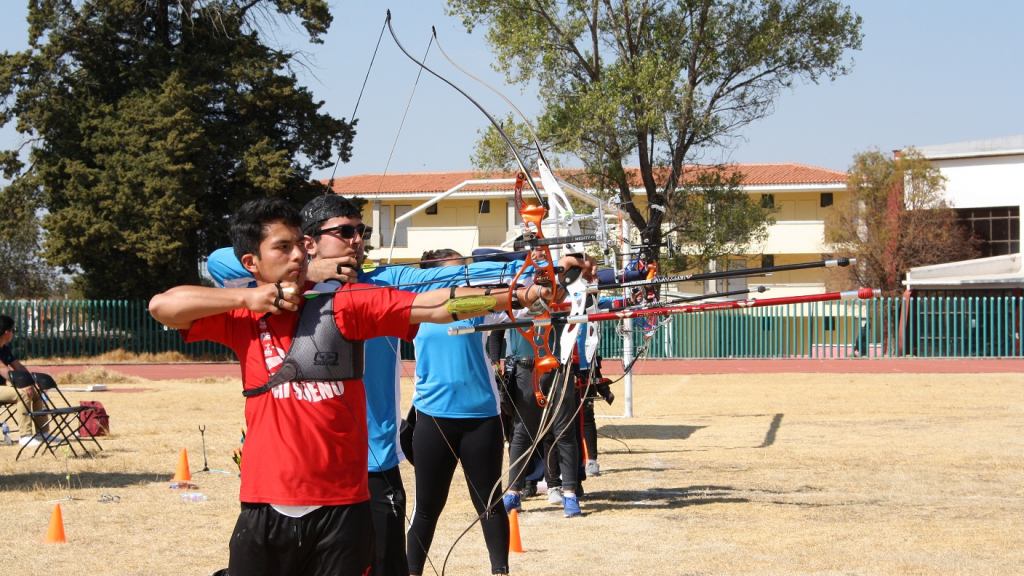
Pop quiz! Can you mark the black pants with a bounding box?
[407,413,509,575]
[581,397,598,461]
[228,501,374,576]
[541,390,589,490]
[368,466,409,576]
[507,366,579,492]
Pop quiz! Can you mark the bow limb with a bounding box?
[538,159,592,364]
[387,11,546,209]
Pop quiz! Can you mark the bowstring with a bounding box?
[385,14,595,572]
[438,303,577,575]
[287,291,443,576]
[375,35,433,202]
[326,17,387,186]
[392,316,522,576]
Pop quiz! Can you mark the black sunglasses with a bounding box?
[314,224,372,240]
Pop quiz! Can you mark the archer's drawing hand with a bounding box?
[247,282,302,315]
[557,254,599,284]
[307,256,360,284]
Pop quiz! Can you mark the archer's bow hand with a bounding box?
[307,256,360,285]
[247,281,302,315]
[519,284,557,309]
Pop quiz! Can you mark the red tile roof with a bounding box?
[323,163,847,195]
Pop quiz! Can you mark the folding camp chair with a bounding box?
[8,370,96,460]
[32,372,103,453]
[0,373,20,431]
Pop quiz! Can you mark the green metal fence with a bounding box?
[1,297,1021,361]
[0,299,234,360]
[595,296,1022,359]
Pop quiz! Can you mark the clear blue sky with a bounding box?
[1,1,1022,180]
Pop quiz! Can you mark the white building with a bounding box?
[904,135,1024,295]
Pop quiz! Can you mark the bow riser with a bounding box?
[507,172,561,406]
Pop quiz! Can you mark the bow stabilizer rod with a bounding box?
[449,288,881,335]
[595,257,856,292]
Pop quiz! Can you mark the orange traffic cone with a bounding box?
[44,503,66,543]
[172,448,192,483]
[508,509,524,553]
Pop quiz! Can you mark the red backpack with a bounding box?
[79,401,110,437]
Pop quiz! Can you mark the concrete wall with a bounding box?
[931,154,1024,210]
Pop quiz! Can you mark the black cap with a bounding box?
[300,195,361,235]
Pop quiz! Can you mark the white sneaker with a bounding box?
[586,460,600,476]
[18,435,42,447]
[547,486,563,505]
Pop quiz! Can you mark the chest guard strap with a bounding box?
[244,294,364,398]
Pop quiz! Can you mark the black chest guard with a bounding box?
[243,294,364,398]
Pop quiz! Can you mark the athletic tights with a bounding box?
[407,413,509,575]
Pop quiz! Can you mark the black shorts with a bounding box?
[228,501,375,576]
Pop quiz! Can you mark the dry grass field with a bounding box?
[1,368,1022,575]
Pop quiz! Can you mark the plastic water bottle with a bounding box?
[179,492,207,502]
[2,421,11,446]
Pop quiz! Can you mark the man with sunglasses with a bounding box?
[206,194,595,576]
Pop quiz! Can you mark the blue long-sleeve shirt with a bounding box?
[206,247,524,471]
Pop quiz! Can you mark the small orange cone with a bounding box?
[44,503,66,543]
[172,448,192,483]
[508,509,524,553]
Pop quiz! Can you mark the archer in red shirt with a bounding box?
[149,197,573,576]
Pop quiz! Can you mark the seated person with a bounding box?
[0,315,50,446]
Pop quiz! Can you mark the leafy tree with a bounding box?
[0,0,354,299]
[824,149,979,295]
[0,209,67,299]
[664,166,775,272]
[452,0,862,270]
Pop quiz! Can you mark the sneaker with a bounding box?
[522,481,538,498]
[563,493,582,518]
[547,486,563,505]
[18,435,42,447]
[586,460,600,476]
[502,493,521,514]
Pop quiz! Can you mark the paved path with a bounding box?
[28,358,1024,380]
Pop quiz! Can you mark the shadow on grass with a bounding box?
[0,471,170,491]
[759,413,784,447]
[582,485,748,512]
[597,424,706,441]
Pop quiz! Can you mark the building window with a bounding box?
[955,206,1020,257]
[425,203,438,215]
[761,254,775,268]
[820,193,834,208]
[478,200,491,214]
[760,194,774,209]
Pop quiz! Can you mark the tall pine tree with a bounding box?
[0,0,353,299]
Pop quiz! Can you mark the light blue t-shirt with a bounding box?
[412,315,502,419]
[205,247,523,471]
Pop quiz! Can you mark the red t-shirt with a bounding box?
[183,282,418,506]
